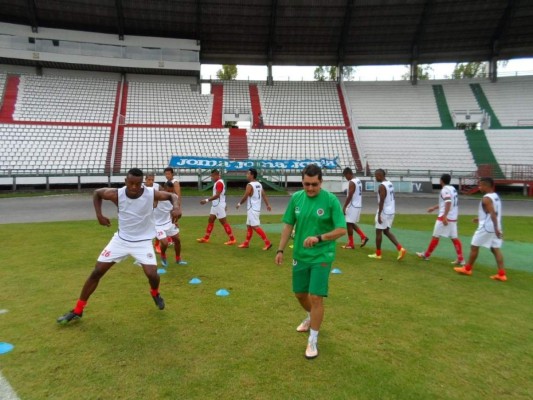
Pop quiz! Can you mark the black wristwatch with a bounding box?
[316,235,323,242]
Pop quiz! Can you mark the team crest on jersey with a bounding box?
[317,208,324,216]
[295,206,300,215]
[292,260,298,266]
[147,253,154,259]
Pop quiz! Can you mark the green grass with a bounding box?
[0,215,532,399]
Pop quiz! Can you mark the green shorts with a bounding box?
[292,259,332,297]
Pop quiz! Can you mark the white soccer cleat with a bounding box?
[296,318,311,332]
[305,341,318,359]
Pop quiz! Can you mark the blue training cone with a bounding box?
[331,268,342,274]
[189,277,202,285]
[0,342,14,355]
[157,268,167,275]
[216,289,230,296]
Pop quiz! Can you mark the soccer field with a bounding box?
[0,214,532,399]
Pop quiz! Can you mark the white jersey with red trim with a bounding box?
[212,178,226,207]
[153,198,172,227]
[439,185,459,220]
[117,186,155,241]
[247,181,263,212]
[378,180,395,215]
[478,192,502,233]
[347,177,363,208]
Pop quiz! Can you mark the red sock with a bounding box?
[253,226,268,242]
[451,238,464,261]
[223,223,234,240]
[204,222,214,239]
[396,244,403,251]
[464,264,473,271]
[376,249,382,256]
[150,288,159,297]
[245,227,253,242]
[167,236,173,244]
[347,234,354,246]
[73,300,87,315]
[355,227,366,240]
[498,268,506,276]
[161,254,167,260]
[425,237,440,257]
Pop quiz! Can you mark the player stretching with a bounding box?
[197,169,236,245]
[236,167,273,250]
[57,168,180,324]
[454,177,507,281]
[155,181,187,267]
[368,169,406,260]
[416,173,464,265]
[341,167,369,249]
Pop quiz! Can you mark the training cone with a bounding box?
[157,268,167,275]
[216,289,230,297]
[189,277,202,285]
[331,268,342,274]
[0,342,14,355]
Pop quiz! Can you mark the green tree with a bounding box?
[449,62,485,79]
[216,65,238,80]
[314,66,356,81]
[402,64,433,80]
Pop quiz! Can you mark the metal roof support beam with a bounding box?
[410,0,433,85]
[27,0,39,33]
[266,0,278,85]
[115,0,125,40]
[337,0,355,67]
[489,0,518,82]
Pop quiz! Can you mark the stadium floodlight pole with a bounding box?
[110,76,125,176]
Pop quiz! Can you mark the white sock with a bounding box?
[309,328,319,343]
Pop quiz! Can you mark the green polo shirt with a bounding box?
[282,189,345,263]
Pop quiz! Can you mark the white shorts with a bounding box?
[345,206,362,224]
[471,227,503,249]
[155,222,180,240]
[210,203,227,219]
[246,209,261,226]
[432,220,458,238]
[375,213,394,230]
[97,233,157,265]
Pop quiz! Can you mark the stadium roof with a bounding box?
[1,0,533,67]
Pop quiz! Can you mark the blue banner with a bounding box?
[168,156,340,171]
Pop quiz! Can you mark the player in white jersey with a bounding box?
[235,168,273,250]
[454,177,507,281]
[368,169,406,260]
[164,167,182,246]
[57,168,181,324]
[154,181,187,267]
[197,169,236,245]
[341,167,369,249]
[416,174,465,264]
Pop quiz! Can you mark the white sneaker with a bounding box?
[451,259,466,266]
[305,341,318,359]
[296,318,311,332]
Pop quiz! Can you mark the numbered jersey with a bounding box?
[347,178,363,208]
[439,185,459,220]
[378,180,395,215]
[247,181,263,212]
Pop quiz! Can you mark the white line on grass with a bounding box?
[0,309,9,314]
[0,371,20,400]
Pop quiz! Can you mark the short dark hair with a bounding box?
[211,169,219,174]
[479,177,494,187]
[164,167,174,174]
[164,180,174,188]
[375,168,385,177]
[302,164,322,180]
[249,168,258,179]
[128,168,143,178]
[441,173,451,185]
[343,167,353,175]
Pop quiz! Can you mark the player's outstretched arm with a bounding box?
[93,188,117,227]
[155,191,181,219]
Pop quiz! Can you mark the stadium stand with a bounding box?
[441,80,482,117]
[247,129,353,169]
[120,127,229,173]
[0,124,109,173]
[13,75,117,123]
[222,81,252,115]
[357,129,477,174]
[257,82,345,127]
[479,76,533,127]
[126,82,213,125]
[0,72,6,103]
[344,81,441,127]
[485,129,533,169]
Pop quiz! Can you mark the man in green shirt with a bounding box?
[275,164,346,359]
